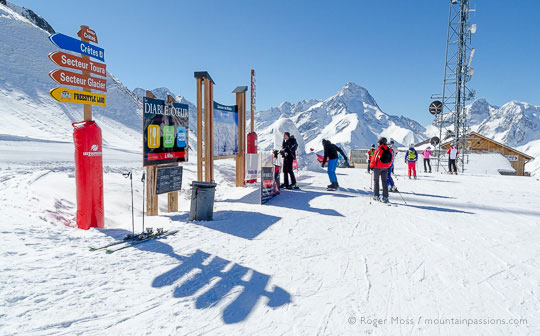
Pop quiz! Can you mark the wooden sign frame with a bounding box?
[144,91,180,216]
[194,72,247,186]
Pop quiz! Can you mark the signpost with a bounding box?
[47,26,106,230]
[48,51,106,77]
[49,69,107,92]
[48,33,105,61]
[49,87,106,106]
[77,26,98,44]
[143,92,188,216]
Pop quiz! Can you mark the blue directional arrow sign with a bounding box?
[48,33,104,62]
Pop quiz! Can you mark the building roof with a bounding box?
[441,131,534,161]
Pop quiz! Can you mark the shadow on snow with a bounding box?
[171,210,281,240]
[99,228,292,325]
[265,188,358,217]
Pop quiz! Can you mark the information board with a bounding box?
[143,97,189,166]
[155,166,183,195]
[261,166,280,204]
[213,102,238,157]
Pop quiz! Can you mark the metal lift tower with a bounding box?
[436,0,476,172]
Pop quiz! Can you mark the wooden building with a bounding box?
[441,132,534,176]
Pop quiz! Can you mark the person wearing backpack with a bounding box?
[321,139,348,190]
[367,144,375,173]
[405,144,418,179]
[421,146,433,173]
[369,137,393,203]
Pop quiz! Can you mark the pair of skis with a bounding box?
[89,229,178,254]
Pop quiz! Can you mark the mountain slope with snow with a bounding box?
[256,83,427,152]
[0,2,141,150]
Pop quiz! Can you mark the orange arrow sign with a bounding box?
[77,26,98,43]
[48,51,106,78]
[49,69,107,92]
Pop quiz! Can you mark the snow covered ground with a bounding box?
[1,141,540,335]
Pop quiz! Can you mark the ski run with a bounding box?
[1,143,540,335]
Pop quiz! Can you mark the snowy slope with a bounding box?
[0,3,142,150]
[1,146,540,335]
[477,100,540,147]
[256,83,427,153]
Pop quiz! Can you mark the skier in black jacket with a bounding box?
[281,132,299,189]
[321,139,348,190]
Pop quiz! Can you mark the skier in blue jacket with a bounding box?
[405,144,418,179]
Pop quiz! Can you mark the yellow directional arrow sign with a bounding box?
[49,87,106,107]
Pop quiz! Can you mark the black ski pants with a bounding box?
[448,159,457,173]
[373,168,389,198]
[424,158,432,172]
[283,158,296,186]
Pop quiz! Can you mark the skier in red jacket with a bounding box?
[369,137,393,203]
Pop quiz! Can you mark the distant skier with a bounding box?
[389,140,398,175]
[422,146,433,173]
[321,139,348,190]
[367,144,375,173]
[387,140,398,192]
[370,137,393,203]
[405,144,418,179]
[281,132,299,189]
[447,143,459,174]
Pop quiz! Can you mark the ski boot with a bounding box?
[373,195,381,202]
[292,183,300,190]
[327,182,337,191]
[381,196,389,203]
[414,176,417,180]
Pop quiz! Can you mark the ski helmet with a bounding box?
[378,137,387,145]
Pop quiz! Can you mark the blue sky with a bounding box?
[16,0,540,125]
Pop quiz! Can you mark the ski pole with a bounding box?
[122,172,135,236]
[141,172,146,234]
[369,170,373,204]
[396,188,408,206]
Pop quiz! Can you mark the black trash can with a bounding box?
[189,181,217,221]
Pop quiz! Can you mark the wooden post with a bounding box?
[166,94,179,212]
[80,25,92,121]
[203,78,211,182]
[195,72,215,182]
[233,86,248,187]
[208,81,214,182]
[196,78,203,181]
[145,90,158,216]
